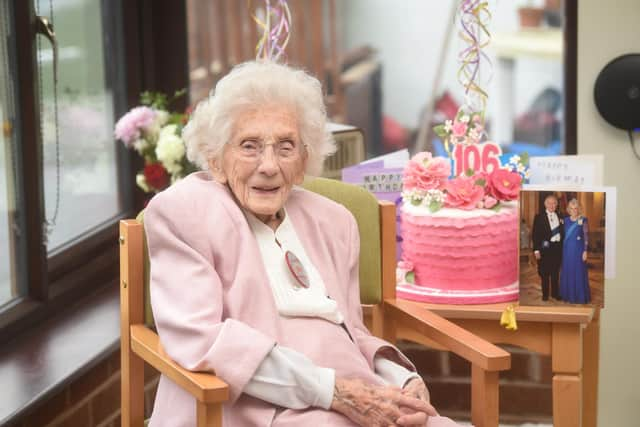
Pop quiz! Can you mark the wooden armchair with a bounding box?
[120,177,511,427]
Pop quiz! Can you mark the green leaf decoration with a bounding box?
[491,202,501,212]
[433,124,447,138]
[405,271,415,284]
[520,152,530,166]
[475,178,486,187]
[465,168,475,177]
[429,200,442,213]
[410,197,422,206]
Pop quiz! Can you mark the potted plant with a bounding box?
[518,0,545,28]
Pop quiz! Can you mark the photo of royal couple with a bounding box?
[519,190,606,307]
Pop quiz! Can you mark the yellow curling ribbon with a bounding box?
[500,304,518,331]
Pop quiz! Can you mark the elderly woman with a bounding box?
[145,61,460,426]
[559,198,591,304]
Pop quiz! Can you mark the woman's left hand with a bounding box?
[582,251,588,262]
[399,377,438,425]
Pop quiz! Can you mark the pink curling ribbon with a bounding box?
[457,0,492,121]
[251,0,292,62]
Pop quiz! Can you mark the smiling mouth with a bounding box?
[252,186,280,193]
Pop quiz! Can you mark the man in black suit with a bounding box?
[532,194,564,301]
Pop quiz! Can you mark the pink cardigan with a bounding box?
[145,172,430,426]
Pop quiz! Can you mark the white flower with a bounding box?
[510,154,521,165]
[136,173,151,192]
[444,120,453,132]
[460,115,470,123]
[517,164,525,173]
[132,138,149,154]
[524,169,532,179]
[156,124,185,174]
[155,110,170,126]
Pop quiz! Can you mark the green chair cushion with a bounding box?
[301,177,382,305]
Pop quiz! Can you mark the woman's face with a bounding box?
[567,204,578,216]
[210,105,307,224]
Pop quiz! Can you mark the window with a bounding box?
[0,0,134,339]
[35,0,123,251]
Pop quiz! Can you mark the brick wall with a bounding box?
[10,349,160,427]
[398,340,553,424]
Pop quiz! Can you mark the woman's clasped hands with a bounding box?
[331,377,438,427]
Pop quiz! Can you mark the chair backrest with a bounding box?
[139,177,394,327]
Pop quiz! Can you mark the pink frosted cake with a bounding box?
[396,138,524,304]
[398,201,519,304]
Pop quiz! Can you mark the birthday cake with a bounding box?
[396,111,525,304]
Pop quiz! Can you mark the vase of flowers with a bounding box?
[114,90,198,193]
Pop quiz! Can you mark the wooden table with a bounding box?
[395,301,599,427]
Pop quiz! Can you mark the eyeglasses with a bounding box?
[233,138,306,163]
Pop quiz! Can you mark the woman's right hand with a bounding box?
[330,377,437,426]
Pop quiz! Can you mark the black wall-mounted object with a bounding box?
[594,54,640,131]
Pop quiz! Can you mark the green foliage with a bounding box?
[433,124,447,138]
[428,200,443,213]
[405,271,415,284]
[140,89,187,111]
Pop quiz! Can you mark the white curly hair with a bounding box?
[182,61,336,177]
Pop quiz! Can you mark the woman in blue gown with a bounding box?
[560,199,591,303]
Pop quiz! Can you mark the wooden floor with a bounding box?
[519,250,605,307]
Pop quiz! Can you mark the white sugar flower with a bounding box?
[425,189,445,204]
[510,154,521,165]
[460,115,470,123]
[517,164,525,173]
[444,120,453,132]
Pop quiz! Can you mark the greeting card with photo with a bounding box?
[518,187,615,308]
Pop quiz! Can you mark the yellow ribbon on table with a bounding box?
[500,304,518,331]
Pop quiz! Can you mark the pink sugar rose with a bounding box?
[444,175,485,210]
[402,152,451,191]
[487,168,522,201]
[483,195,498,209]
[398,260,414,271]
[114,106,156,146]
[451,121,468,137]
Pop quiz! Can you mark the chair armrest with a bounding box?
[384,299,511,372]
[130,324,229,403]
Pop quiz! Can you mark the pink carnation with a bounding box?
[114,106,156,146]
[403,152,451,192]
[487,168,522,201]
[444,175,485,210]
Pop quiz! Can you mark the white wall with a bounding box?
[577,0,640,424]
